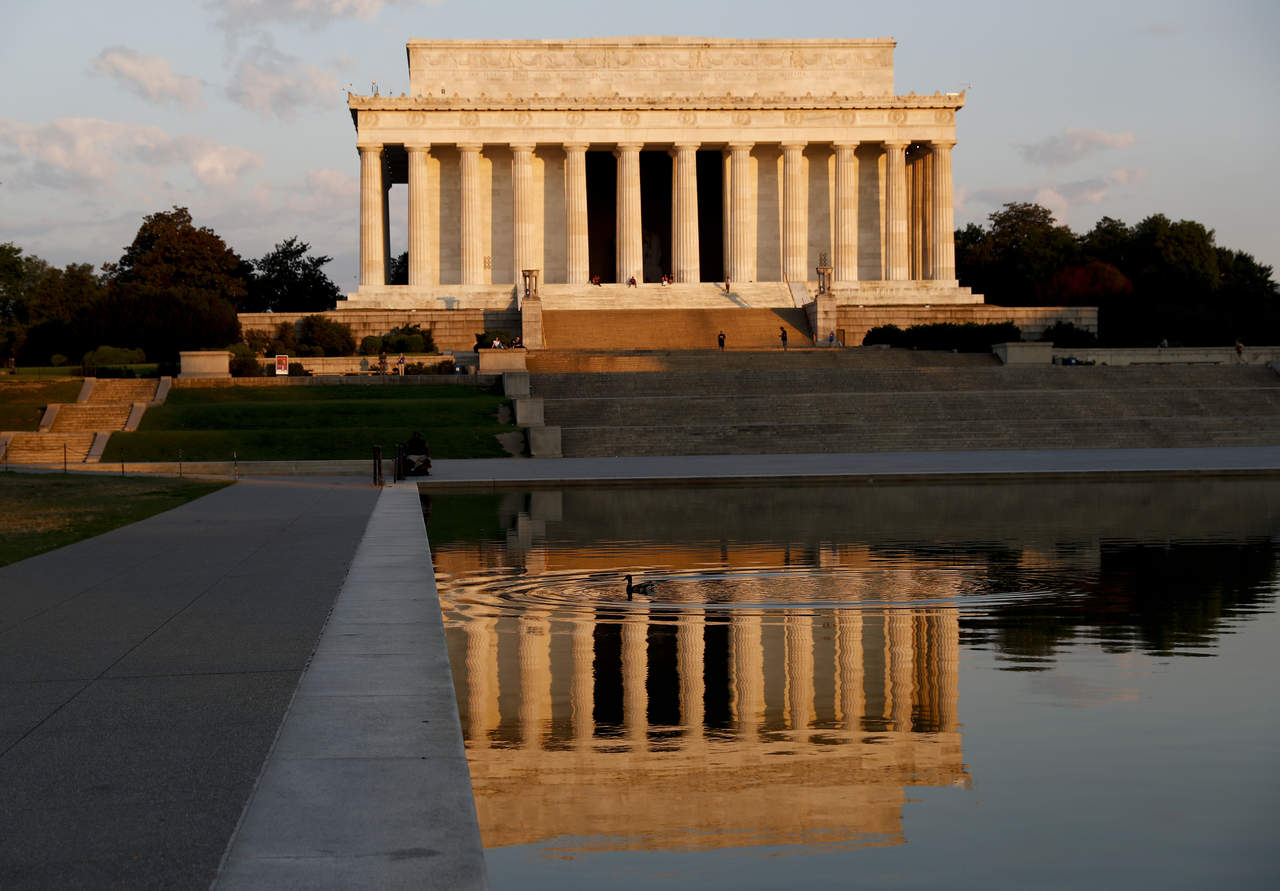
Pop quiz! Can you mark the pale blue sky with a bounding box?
[2,0,1276,289]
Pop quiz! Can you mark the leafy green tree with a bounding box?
[244,236,343,312]
[956,203,1077,305]
[389,251,409,286]
[295,315,355,356]
[96,207,247,359]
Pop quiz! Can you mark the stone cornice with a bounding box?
[348,91,966,113]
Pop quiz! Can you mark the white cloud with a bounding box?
[91,47,205,110]
[227,37,340,119]
[966,168,1148,225]
[0,117,263,190]
[206,0,442,32]
[1016,128,1136,166]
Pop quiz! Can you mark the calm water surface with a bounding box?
[425,480,1279,889]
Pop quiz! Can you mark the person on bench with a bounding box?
[405,432,431,476]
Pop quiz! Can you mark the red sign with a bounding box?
[275,355,289,375]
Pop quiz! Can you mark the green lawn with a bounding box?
[0,472,229,566]
[0,379,83,430]
[102,383,517,461]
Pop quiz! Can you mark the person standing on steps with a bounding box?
[718,331,726,350]
[779,326,788,350]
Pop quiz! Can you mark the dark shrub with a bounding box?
[1037,321,1098,348]
[359,335,383,355]
[862,324,903,346]
[84,345,146,366]
[296,315,355,356]
[863,321,1021,352]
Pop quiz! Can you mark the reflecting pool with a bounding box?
[425,479,1280,889]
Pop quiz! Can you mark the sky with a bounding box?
[2,0,1277,291]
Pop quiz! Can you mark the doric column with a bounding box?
[782,143,807,282]
[922,151,934,281]
[833,143,858,282]
[616,143,643,284]
[728,142,755,283]
[884,141,909,281]
[511,143,536,284]
[909,152,924,281]
[674,142,701,283]
[358,142,385,287]
[930,139,957,282]
[459,143,484,284]
[406,143,432,287]
[564,143,589,284]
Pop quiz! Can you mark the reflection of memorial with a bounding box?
[441,549,966,852]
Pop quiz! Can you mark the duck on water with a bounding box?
[624,574,656,600]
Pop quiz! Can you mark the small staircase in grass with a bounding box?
[1,377,162,466]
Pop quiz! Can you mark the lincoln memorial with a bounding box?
[310,37,1095,348]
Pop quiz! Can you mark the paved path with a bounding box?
[423,445,1280,486]
[215,484,485,890]
[0,477,380,890]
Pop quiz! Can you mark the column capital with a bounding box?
[882,139,908,152]
[403,142,431,153]
[356,141,383,153]
[673,141,701,151]
[509,142,535,154]
[930,138,958,151]
[833,141,860,151]
[727,141,754,152]
[781,141,807,152]
[457,142,483,153]
[615,142,643,153]
[562,142,589,152]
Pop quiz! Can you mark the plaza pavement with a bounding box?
[3,445,1280,890]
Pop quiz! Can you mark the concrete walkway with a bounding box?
[214,484,485,890]
[0,477,381,889]
[423,445,1280,486]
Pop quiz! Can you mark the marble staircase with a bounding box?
[542,308,813,351]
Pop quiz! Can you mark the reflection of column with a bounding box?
[884,141,909,281]
[622,607,648,745]
[571,612,595,747]
[465,616,500,747]
[888,611,915,731]
[930,140,957,282]
[616,143,643,284]
[782,143,807,282]
[785,613,815,731]
[938,607,960,731]
[406,143,433,286]
[674,143,701,283]
[730,611,764,738]
[518,610,552,749]
[835,611,864,730]
[511,143,536,284]
[677,610,705,739]
[358,142,385,286]
[459,144,484,284]
[728,142,755,283]
[564,143,589,284]
[833,143,858,282]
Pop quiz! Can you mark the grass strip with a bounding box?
[0,380,83,431]
[0,472,230,566]
[103,384,516,461]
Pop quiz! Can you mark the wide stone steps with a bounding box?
[49,404,132,432]
[542,308,813,351]
[531,364,1280,398]
[542,388,1280,428]
[560,416,1280,457]
[88,379,157,403]
[4,433,96,465]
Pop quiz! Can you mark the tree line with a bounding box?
[957,203,1279,346]
[1,207,342,365]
